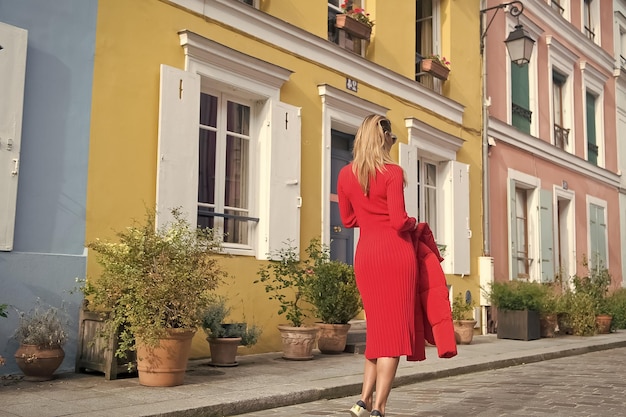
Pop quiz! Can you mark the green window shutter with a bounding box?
[511,64,531,134]
[509,179,519,279]
[586,92,598,165]
[539,189,554,282]
[589,203,607,270]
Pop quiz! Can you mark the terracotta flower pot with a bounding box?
[335,14,372,40]
[15,344,65,381]
[208,337,242,367]
[315,323,351,354]
[595,314,612,334]
[277,325,318,360]
[136,328,195,387]
[453,320,477,345]
[420,59,450,80]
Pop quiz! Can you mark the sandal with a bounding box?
[370,410,384,417]
[349,400,369,417]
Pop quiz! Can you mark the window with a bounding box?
[552,72,569,150]
[328,0,366,55]
[511,64,531,134]
[401,118,469,275]
[583,0,598,44]
[415,0,441,89]
[514,187,531,279]
[198,92,252,246]
[158,32,301,258]
[417,159,438,237]
[586,91,598,165]
[508,170,553,282]
[551,0,564,15]
[587,197,608,271]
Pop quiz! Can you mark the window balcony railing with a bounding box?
[584,26,595,41]
[621,55,626,69]
[551,1,564,15]
[512,103,532,123]
[554,124,570,150]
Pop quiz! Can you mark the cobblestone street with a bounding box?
[235,347,626,417]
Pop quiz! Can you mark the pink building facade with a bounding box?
[483,0,622,289]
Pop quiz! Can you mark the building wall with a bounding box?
[485,0,622,288]
[86,0,483,357]
[0,0,97,375]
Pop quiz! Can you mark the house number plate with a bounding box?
[346,78,358,92]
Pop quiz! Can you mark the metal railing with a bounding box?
[554,124,570,150]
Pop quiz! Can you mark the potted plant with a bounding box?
[83,207,227,386]
[571,261,612,334]
[201,297,261,366]
[304,239,362,354]
[420,54,451,80]
[335,1,374,40]
[451,292,476,345]
[255,239,318,360]
[12,300,68,381]
[538,283,560,338]
[605,288,626,331]
[486,280,544,341]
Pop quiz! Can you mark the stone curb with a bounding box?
[152,339,626,417]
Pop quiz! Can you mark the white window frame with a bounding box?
[198,88,256,250]
[318,84,388,251]
[580,61,606,167]
[507,169,541,282]
[547,36,577,153]
[586,195,609,270]
[506,15,540,137]
[401,117,468,275]
[157,31,301,259]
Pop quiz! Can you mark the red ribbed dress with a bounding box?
[337,163,418,360]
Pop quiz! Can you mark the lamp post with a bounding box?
[479,0,534,257]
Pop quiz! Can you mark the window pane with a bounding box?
[198,128,216,205]
[515,189,529,277]
[200,93,217,128]
[224,209,249,245]
[224,134,249,210]
[227,101,250,135]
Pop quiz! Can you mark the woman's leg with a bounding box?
[372,356,400,416]
[360,358,377,409]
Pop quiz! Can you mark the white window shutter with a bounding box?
[399,143,418,218]
[266,102,301,258]
[0,22,28,251]
[156,64,201,229]
[441,161,470,275]
[539,189,554,282]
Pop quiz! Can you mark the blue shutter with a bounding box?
[511,64,531,134]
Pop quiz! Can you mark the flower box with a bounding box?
[335,14,372,41]
[420,58,450,81]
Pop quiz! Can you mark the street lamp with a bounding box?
[479,0,534,257]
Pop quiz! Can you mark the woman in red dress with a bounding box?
[338,114,418,417]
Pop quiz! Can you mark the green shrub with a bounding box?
[558,290,596,336]
[487,280,547,311]
[451,292,475,321]
[606,288,626,330]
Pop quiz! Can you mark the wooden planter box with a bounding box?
[335,14,372,40]
[420,59,450,81]
[496,309,540,341]
[75,306,136,380]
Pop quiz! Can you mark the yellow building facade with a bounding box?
[86,0,483,357]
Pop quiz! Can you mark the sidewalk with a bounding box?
[2,331,626,417]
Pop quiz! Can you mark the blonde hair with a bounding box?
[352,114,403,195]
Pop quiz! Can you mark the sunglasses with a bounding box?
[379,119,397,144]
